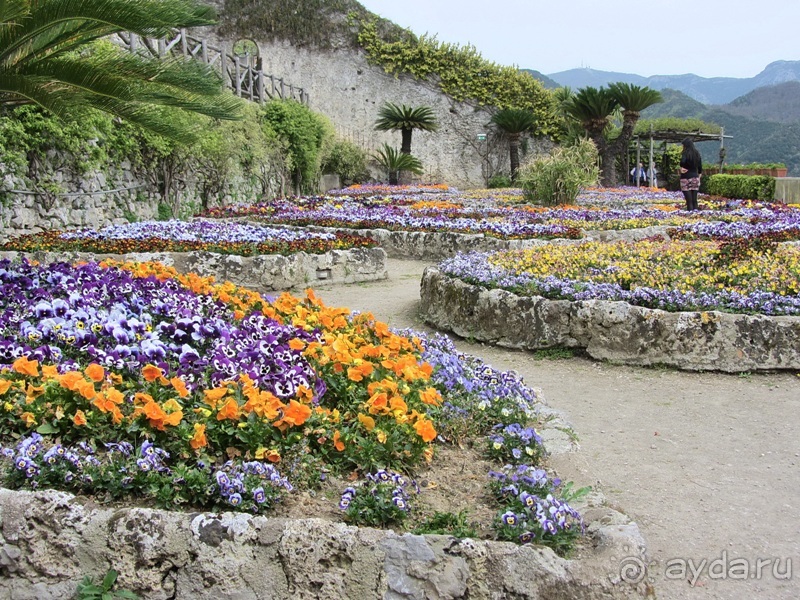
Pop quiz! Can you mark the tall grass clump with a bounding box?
[519,139,599,206]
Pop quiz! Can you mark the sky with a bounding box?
[357,0,800,79]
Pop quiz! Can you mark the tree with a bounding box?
[372,144,423,185]
[374,102,438,155]
[565,84,661,186]
[261,99,333,194]
[0,0,242,142]
[490,108,536,181]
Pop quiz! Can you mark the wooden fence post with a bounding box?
[234,56,241,97]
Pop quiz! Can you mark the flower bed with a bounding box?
[0,219,376,256]
[0,259,587,555]
[438,240,800,315]
[420,238,800,371]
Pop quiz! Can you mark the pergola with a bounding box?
[629,127,733,187]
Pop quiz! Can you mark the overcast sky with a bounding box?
[357,0,800,79]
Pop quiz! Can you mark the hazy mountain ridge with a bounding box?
[544,60,800,105]
[641,89,800,175]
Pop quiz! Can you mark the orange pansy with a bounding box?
[333,430,345,451]
[413,418,437,443]
[84,363,105,383]
[216,397,240,421]
[281,400,312,427]
[12,356,38,377]
[170,377,189,398]
[73,410,87,426]
[141,364,167,383]
[190,423,207,450]
[357,413,375,431]
[419,387,442,406]
[41,364,59,380]
[58,371,84,391]
[0,379,13,395]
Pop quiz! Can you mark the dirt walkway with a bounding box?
[313,258,800,600]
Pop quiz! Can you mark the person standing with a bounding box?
[630,162,647,186]
[679,138,703,210]
[647,161,658,187]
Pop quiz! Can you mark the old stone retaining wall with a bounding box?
[235,223,670,261]
[0,247,387,291]
[419,267,800,373]
[0,487,647,600]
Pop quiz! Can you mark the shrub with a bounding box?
[705,174,775,201]
[518,139,599,205]
[321,139,370,185]
[487,174,512,189]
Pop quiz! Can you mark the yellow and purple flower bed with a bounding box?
[440,238,800,315]
[195,186,800,240]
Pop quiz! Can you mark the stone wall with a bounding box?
[0,247,388,291]
[197,11,547,190]
[0,488,648,600]
[420,267,800,373]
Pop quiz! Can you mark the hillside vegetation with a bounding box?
[641,88,800,175]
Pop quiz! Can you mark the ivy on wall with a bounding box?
[354,19,559,137]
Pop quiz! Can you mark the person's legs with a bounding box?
[682,190,692,211]
[691,190,699,210]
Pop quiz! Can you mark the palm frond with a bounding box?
[374,102,438,132]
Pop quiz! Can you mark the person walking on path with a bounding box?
[679,138,703,210]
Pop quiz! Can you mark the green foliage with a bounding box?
[218,0,408,49]
[412,510,477,538]
[519,139,600,205]
[321,139,370,185]
[355,19,558,135]
[156,202,174,221]
[340,472,415,528]
[261,99,333,194]
[75,569,139,600]
[705,174,775,201]
[634,117,721,136]
[531,347,575,360]
[0,105,140,177]
[487,174,512,188]
[661,144,683,191]
[0,1,242,143]
[372,144,423,185]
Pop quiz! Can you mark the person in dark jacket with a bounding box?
[679,138,703,211]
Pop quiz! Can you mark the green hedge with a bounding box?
[705,174,775,201]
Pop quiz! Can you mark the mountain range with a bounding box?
[541,60,800,105]
[523,61,800,176]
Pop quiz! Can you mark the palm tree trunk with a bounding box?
[400,128,412,154]
[509,133,521,180]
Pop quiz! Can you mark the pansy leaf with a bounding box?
[35,422,58,434]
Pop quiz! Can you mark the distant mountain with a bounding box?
[520,69,564,90]
[720,81,800,123]
[641,88,800,175]
[546,60,800,105]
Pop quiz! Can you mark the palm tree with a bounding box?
[374,102,438,155]
[565,84,661,186]
[0,0,242,142]
[490,108,537,181]
[607,83,662,185]
[373,144,423,185]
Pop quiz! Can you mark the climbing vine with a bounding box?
[354,19,559,136]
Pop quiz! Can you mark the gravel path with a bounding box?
[312,258,800,600]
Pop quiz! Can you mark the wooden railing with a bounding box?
[115,30,308,105]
